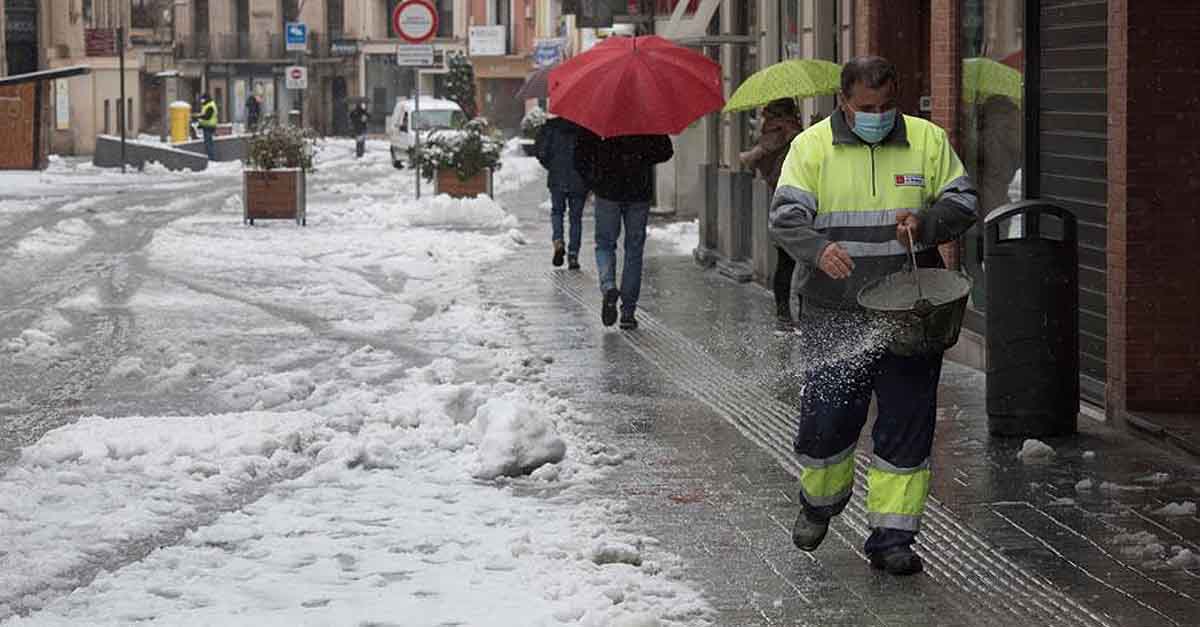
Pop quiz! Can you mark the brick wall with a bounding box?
[1108,0,1200,413]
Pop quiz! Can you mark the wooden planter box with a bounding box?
[434,168,493,199]
[243,168,307,226]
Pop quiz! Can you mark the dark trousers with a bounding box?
[773,246,803,320]
[355,134,366,158]
[795,344,944,555]
[550,188,587,256]
[202,127,215,159]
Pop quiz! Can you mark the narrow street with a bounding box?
[1,144,1198,626]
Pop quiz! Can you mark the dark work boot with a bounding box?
[619,311,638,330]
[791,509,829,551]
[869,545,924,576]
[552,240,565,267]
[601,289,620,327]
[567,254,580,270]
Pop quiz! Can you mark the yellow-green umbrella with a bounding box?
[723,59,842,113]
[962,57,1022,106]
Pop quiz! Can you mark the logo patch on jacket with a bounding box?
[894,174,925,187]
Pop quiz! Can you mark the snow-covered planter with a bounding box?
[243,121,317,226]
[519,107,547,156]
[409,118,502,198]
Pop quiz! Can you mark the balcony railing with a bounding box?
[176,32,333,61]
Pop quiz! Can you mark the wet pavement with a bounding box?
[487,180,1200,626]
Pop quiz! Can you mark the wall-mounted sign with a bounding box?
[533,39,565,69]
[55,79,70,130]
[469,25,507,57]
[285,22,308,52]
[331,40,360,56]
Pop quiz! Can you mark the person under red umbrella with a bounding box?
[549,35,722,328]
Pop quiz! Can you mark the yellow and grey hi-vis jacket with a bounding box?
[769,111,978,310]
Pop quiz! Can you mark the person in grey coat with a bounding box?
[535,116,591,269]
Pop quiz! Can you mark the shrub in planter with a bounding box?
[408,118,503,198]
[519,107,546,157]
[243,121,318,226]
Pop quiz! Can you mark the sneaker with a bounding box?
[868,545,924,576]
[567,255,580,270]
[552,240,565,267]
[791,509,829,551]
[619,313,638,330]
[601,289,620,327]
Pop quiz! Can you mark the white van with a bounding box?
[388,97,466,168]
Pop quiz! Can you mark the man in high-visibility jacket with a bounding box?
[195,94,218,159]
[770,56,978,576]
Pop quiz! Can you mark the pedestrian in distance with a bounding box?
[770,56,978,575]
[245,94,261,133]
[350,102,370,159]
[574,129,673,330]
[194,94,219,160]
[739,97,805,332]
[535,115,590,270]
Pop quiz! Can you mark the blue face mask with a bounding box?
[850,109,897,144]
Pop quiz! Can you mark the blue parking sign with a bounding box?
[286,22,308,52]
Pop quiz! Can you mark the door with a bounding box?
[332,76,348,136]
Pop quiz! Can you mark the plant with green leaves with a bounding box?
[408,118,503,182]
[246,120,319,172]
[520,107,547,140]
[445,52,478,120]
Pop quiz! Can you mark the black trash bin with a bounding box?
[984,201,1079,437]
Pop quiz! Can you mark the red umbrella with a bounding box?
[548,35,724,137]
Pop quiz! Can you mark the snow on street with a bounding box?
[0,141,709,626]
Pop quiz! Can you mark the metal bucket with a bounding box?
[857,268,973,356]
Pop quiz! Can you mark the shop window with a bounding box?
[958,0,1024,319]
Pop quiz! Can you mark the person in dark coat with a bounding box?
[535,116,590,270]
[350,102,370,158]
[574,129,674,330]
[740,98,805,331]
[245,94,261,133]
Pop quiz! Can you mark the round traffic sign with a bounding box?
[392,0,438,44]
[290,68,303,79]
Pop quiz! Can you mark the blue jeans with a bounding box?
[594,197,650,315]
[551,189,586,255]
[202,127,215,159]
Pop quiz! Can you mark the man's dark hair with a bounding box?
[840,56,898,98]
[764,97,798,118]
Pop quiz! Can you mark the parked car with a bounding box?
[388,98,467,168]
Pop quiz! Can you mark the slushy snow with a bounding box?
[0,141,711,625]
[1016,439,1055,463]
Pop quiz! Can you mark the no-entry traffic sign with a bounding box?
[285,66,308,89]
[392,0,438,45]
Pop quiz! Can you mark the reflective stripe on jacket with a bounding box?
[198,101,218,128]
[769,111,978,310]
